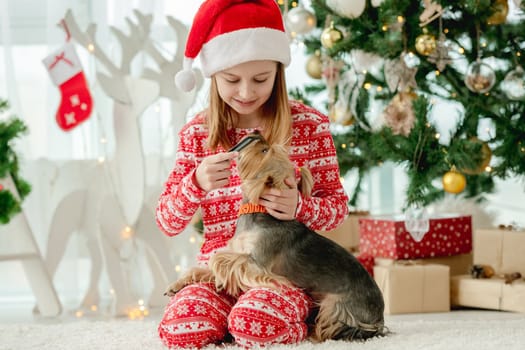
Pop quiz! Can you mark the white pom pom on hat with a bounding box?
[175,58,196,92]
[175,0,291,92]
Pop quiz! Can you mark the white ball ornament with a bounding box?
[285,5,317,36]
[500,66,525,101]
[327,0,366,19]
[371,0,385,7]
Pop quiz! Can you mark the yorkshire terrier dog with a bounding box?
[165,131,386,341]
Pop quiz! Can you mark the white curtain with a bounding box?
[0,0,209,310]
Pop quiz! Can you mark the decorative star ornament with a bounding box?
[427,33,452,72]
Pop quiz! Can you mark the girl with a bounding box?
[156,0,349,348]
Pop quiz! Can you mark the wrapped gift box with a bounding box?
[318,211,369,251]
[474,228,525,275]
[375,253,472,276]
[374,264,450,314]
[360,214,472,259]
[451,275,525,313]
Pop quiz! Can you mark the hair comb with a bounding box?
[228,132,261,152]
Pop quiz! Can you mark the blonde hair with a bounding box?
[206,63,292,151]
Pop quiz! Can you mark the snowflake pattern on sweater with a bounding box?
[156,100,349,264]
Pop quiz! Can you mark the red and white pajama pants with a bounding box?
[158,283,312,349]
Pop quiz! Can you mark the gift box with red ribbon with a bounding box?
[359,214,472,260]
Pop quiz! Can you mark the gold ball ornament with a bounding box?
[329,102,354,126]
[305,54,323,79]
[415,33,437,56]
[487,0,509,25]
[461,139,492,175]
[442,168,466,194]
[321,26,344,49]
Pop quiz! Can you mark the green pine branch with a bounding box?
[0,98,31,224]
[285,0,525,209]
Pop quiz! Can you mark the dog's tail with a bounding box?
[313,293,387,342]
[209,251,291,297]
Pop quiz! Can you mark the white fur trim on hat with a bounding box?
[200,27,291,78]
[175,0,290,92]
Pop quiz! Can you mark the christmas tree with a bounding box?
[0,98,31,224]
[280,0,525,210]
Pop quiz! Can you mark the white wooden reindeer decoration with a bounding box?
[40,9,202,316]
[142,14,204,148]
[0,173,62,317]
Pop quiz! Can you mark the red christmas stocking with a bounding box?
[42,42,93,131]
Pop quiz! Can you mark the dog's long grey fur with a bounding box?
[236,208,385,340]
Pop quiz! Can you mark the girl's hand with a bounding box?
[259,177,298,220]
[194,152,238,192]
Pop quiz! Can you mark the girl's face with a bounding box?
[215,60,277,126]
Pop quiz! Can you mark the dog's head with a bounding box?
[236,131,313,203]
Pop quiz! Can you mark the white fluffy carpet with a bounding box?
[1,310,524,350]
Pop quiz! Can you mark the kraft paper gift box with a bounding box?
[375,253,473,276]
[318,211,369,251]
[360,214,472,259]
[374,264,450,315]
[474,228,525,275]
[451,275,525,313]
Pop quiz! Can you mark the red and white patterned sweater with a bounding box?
[156,100,349,264]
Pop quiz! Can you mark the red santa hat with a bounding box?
[175,0,291,92]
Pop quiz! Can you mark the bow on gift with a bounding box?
[498,223,524,231]
[470,264,522,284]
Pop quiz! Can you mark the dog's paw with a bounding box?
[163,281,186,297]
